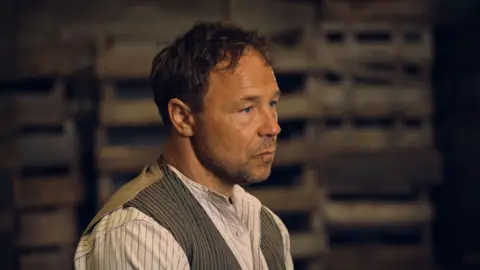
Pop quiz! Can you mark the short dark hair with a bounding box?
[150,21,272,129]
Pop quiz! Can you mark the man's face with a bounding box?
[192,49,281,185]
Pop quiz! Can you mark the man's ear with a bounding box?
[167,98,195,137]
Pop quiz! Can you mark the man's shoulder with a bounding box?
[89,207,157,236]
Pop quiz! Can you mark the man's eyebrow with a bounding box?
[273,89,282,98]
[238,89,282,102]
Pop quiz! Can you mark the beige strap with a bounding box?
[83,162,165,235]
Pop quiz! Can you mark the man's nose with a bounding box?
[259,109,281,137]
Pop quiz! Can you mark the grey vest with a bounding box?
[84,158,286,270]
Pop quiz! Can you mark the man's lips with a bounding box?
[256,149,276,157]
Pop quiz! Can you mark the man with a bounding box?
[74,21,293,270]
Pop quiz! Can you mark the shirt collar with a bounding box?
[166,164,261,209]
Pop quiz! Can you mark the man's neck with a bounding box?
[162,138,235,198]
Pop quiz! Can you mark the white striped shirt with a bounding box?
[74,165,293,269]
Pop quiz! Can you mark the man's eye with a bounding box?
[241,106,254,113]
[270,100,278,107]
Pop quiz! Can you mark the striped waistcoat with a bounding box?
[84,158,286,270]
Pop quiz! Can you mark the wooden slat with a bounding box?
[19,207,78,247]
[20,246,75,270]
[97,145,161,172]
[16,44,83,77]
[100,82,161,125]
[323,149,442,189]
[317,125,433,151]
[277,93,323,120]
[291,232,327,259]
[13,79,67,125]
[322,0,431,22]
[247,187,318,212]
[21,121,78,167]
[306,82,432,118]
[15,174,84,208]
[315,22,432,62]
[325,245,433,270]
[96,40,163,78]
[324,200,433,228]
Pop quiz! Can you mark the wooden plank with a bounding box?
[97,145,162,172]
[99,82,161,125]
[323,149,442,189]
[19,246,75,270]
[20,121,78,167]
[18,207,78,247]
[306,81,432,117]
[96,40,163,78]
[312,59,431,85]
[317,124,433,151]
[247,187,319,212]
[15,174,84,208]
[321,0,432,22]
[16,43,84,78]
[13,80,68,125]
[325,245,433,270]
[324,200,433,228]
[291,232,327,259]
[315,22,432,63]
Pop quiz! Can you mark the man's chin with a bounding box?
[243,169,271,184]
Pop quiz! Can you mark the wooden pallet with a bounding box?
[321,0,432,22]
[318,150,440,270]
[1,79,82,270]
[306,65,432,117]
[314,22,432,64]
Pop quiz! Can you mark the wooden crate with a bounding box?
[314,22,432,64]
[321,0,432,22]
